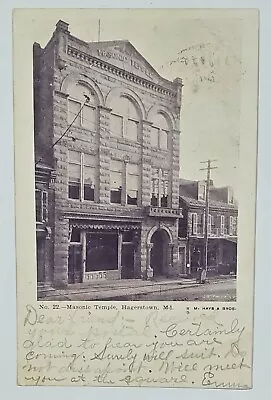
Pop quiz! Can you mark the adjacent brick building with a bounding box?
[178,179,238,276]
[34,20,183,288]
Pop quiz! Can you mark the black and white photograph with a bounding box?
[33,12,242,302]
[13,7,259,389]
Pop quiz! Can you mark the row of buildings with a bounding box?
[34,20,237,289]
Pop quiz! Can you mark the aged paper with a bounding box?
[14,8,258,388]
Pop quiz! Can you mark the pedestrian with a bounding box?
[200,268,207,284]
[196,261,202,283]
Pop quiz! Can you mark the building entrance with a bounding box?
[150,229,170,277]
[37,238,45,282]
[68,244,83,283]
[121,243,135,279]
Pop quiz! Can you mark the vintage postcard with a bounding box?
[14,8,259,388]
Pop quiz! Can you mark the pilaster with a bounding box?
[141,120,152,207]
[98,105,112,204]
[171,129,181,209]
[53,216,69,287]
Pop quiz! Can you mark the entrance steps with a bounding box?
[37,282,55,298]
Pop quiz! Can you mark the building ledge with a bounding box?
[144,206,183,218]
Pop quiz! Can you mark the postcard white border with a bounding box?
[1,0,270,398]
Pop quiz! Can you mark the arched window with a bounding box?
[67,83,97,130]
[111,97,139,141]
[150,113,169,150]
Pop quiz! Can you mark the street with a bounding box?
[111,278,236,301]
[39,276,236,302]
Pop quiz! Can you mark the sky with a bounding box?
[18,9,243,195]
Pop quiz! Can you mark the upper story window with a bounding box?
[229,216,238,236]
[110,160,140,206]
[35,189,48,223]
[111,97,139,141]
[198,181,206,201]
[220,215,225,235]
[191,213,198,235]
[150,113,169,150]
[151,168,169,207]
[68,151,96,201]
[208,214,213,235]
[67,83,97,130]
[110,160,123,204]
[127,163,139,205]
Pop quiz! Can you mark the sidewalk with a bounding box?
[38,275,236,301]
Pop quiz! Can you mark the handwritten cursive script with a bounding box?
[18,305,252,388]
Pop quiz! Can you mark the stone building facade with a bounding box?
[178,179,238,276]
[34,20,183,288]
[35,162,55,289]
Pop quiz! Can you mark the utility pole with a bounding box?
[98,19,101,42]
[200,159,218,275]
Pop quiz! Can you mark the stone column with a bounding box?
[81,230,87,282]
[133,231,141,279]
[141,120,152,207]
[52,90,70,288]
[55,20,70,54]
[168,243,174,272]
[53,216,69,287]
[44,229,52,284]
[146,243,154,278]
[140,225,148,279]
[171,129,181,209]
[118,232,123,279]
[98,105,112,204]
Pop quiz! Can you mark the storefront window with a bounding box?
[86,233,118,271]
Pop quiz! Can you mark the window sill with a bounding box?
[68,125,97,135]
[110,202,140,208]
[111,135,141,146]
[150,147,169,153]
[68,198,95,203]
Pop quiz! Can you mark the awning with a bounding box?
[70,221,140,231]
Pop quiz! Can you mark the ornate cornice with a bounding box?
[67,45,177,98]
[61,210,144,222]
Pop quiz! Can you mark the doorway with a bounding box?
[150,229,170,277]
[121,243,135,279]
[68,244,83,283]
[178,246,186,274]
[36,238,45,282]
